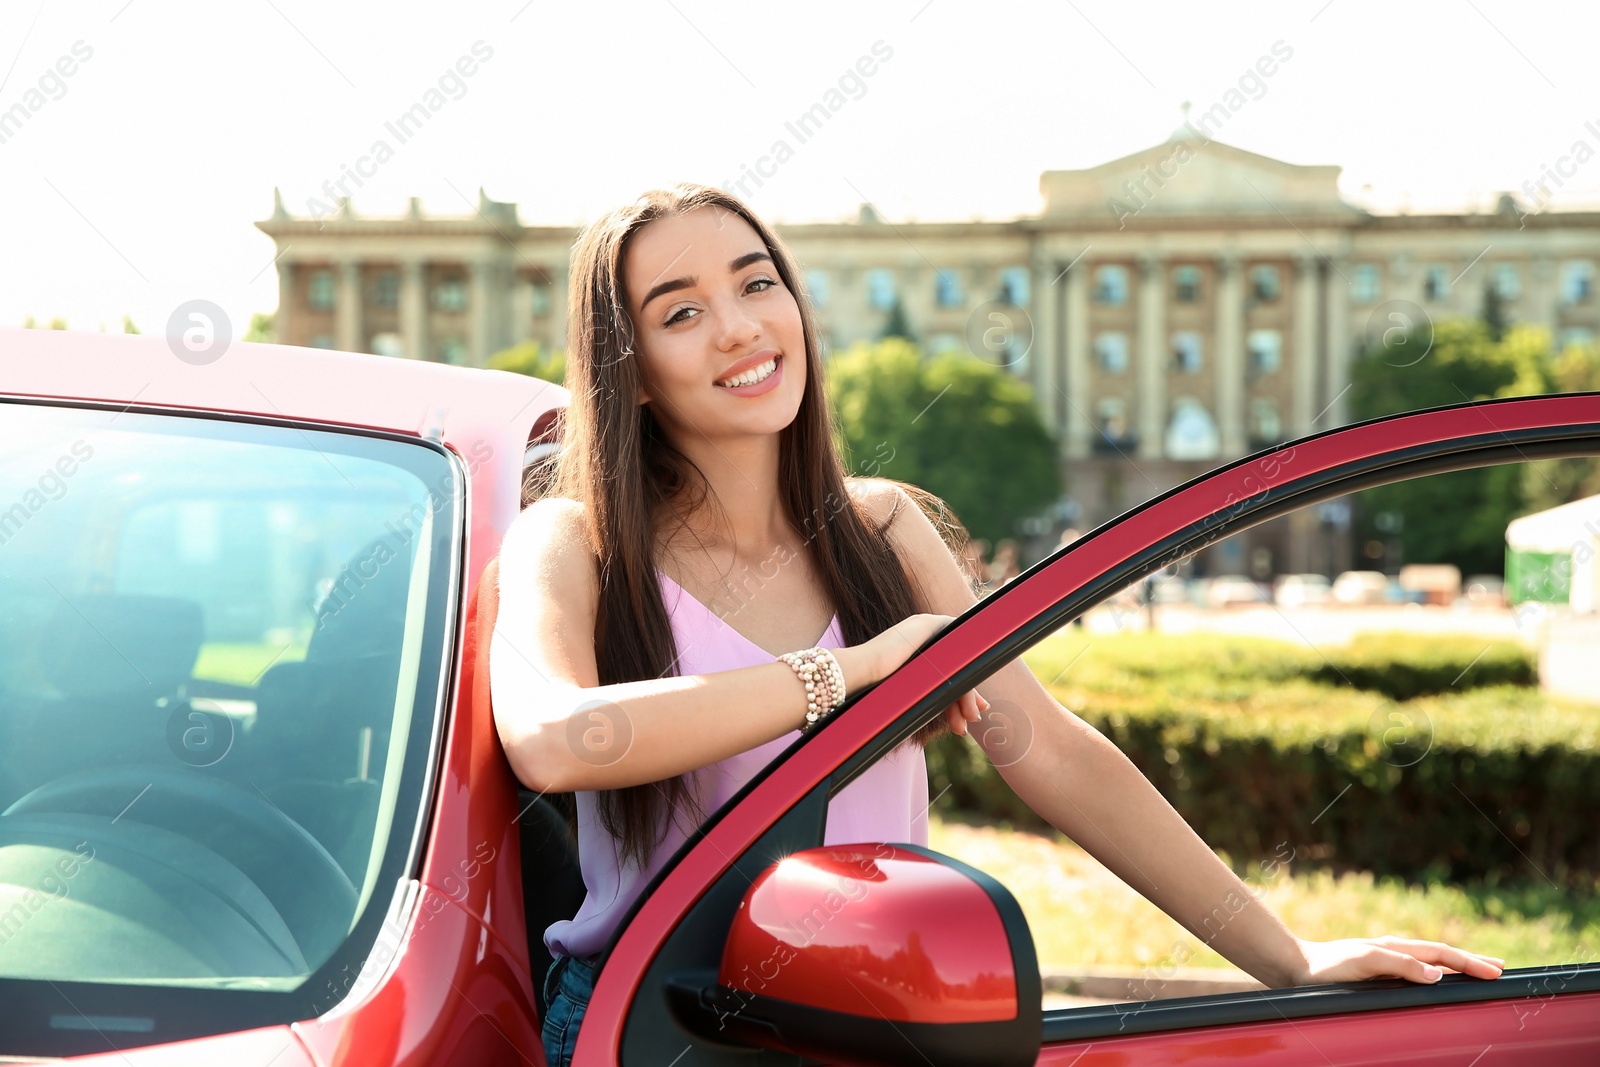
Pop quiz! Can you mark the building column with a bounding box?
[1215,254,1245,455]
[401,260,428,361]
[1292,252,1319,437]
[1030,250,1059,438]
[335,260,363,353]
[1136,253,1166,459]
[469,258,498,367]
[275,261,294,346]
[1323,258,1350,428]
[1063,255,1092,460]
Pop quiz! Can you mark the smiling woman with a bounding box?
[489,182,1510,1067]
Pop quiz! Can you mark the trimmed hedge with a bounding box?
[927,633,1600,884]
[1309,633,1537,700]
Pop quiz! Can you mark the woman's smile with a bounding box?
[714,352,783,395]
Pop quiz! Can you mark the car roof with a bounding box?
[0,327,569,452]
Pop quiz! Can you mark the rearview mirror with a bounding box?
[665,843,1041,1067]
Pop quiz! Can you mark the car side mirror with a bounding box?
[664,843,1041,1067]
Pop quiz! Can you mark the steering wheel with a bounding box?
[2,764,359,966]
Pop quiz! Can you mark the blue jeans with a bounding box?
[541,954,596,1067]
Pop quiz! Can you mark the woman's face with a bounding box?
[623,205,806,444]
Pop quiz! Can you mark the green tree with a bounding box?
[243,311,275,342]
[487,339,566,385]
[878,297,915,343]
[1480,280,1508,341]
[1518,336,1600,512]
[122,314,139,334]
[1348,319,1584,574]
[826,337,1060,545]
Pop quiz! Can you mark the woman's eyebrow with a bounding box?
[639,250,774,312]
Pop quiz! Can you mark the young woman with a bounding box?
[489,183,1505,1067]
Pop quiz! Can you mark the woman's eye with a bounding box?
[747,277,777,293]
[665,306,698,326]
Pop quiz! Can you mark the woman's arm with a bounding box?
[862,479,1504,987]
[489,497,979,795]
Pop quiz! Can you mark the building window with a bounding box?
[999,266,1030,306]
[930,332,962,354]
[1094,331,1129,374]
[1173,265,1202,303]
[1351,263,1381,305]
[436,337,467,364]
[867,268,896,311]
[1165,397,1221,460]
[309,333,335,349]
[1247,329,1282,373]
[804,269,830,310]
[935,269,963,308]
[1492,263,1522,301]
[1561,260,1594,305]
[1248,398,1283,449]
[1094,397,1131,452]
[1249,265,1280,302]
[370,332,403,358]
[1171,331,1204,373]
[432,276,468,313]
[370,271,399,308]
[1423,264,1451,302]
[1093,265,1128,306]
[307,270,335,312]
[530,281,552,317]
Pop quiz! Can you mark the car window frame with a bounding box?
[587,393,1600,1064]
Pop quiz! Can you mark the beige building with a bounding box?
[256,130,1600,575]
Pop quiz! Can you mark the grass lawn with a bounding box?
[928,811,1600,973]
[192,641,307,688]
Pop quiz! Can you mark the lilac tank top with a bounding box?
[542,569,930,961]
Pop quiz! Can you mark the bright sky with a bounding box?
[4,0,1599,340]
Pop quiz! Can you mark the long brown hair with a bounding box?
[523,183,970,870]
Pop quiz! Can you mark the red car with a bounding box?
[1,328,1596,1065]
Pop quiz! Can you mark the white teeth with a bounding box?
[716,357,778,388]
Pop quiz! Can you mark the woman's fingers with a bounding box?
[1378,938,1505,980]
[1367,947,1445,984]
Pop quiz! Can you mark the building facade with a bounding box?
[256,132,1600,576]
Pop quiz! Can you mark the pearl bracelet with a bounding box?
[777,646,847,733]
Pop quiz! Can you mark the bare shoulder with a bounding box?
[843,477,976,615]
[500,496,598,603]
[493,495,601,692]
[844,476,910,528]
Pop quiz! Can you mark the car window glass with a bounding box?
[0,402,454,995]
[894,457,1600,1012]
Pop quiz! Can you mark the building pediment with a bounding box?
[1040,133,1358,221]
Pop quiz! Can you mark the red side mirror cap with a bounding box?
[666,843,1041,1067]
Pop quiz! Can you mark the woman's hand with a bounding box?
[1285,936,1505,986]
[857,613,988,737]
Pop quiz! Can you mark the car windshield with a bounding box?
[0,401,456,1029]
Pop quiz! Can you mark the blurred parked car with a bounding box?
[1207,575,1271,608]
[1332,570,1392,605]
[1273,573,1332,608]
[1399,564,1462,606]
[1460,574,1508,607]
